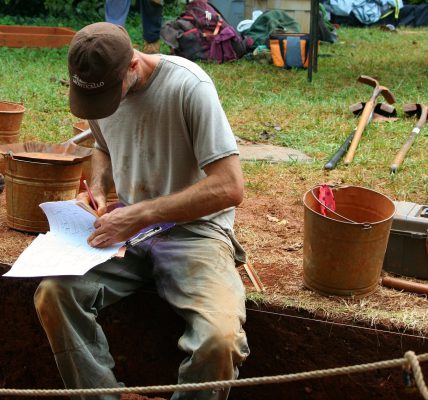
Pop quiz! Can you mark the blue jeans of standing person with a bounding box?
[34,226,250,400]
[105,0,163,43]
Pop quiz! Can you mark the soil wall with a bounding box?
[1,264,427,400]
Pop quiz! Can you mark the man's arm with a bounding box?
[77,148,115,215]
[87,154,244,248]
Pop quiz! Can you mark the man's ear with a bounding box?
[129,56,139,71]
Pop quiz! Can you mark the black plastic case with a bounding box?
[383,201,428,279]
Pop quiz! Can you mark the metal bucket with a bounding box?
[0,101,25,173]
[302,185,395,298]
[0,101,25,144]
[5,157,82,233]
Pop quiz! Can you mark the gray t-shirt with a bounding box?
[89,55,245,264]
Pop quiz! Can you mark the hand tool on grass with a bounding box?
[390,103,428,174]
[243,263,265,292]
[344,75,396,165]
[324,102,396,170]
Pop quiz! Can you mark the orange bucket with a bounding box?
[303,185,395,298]
[0,142,92,233]
[0,101,25,174]
[5,158,82,232]
[0,101,25,144]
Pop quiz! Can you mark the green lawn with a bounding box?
[0,18,427,203]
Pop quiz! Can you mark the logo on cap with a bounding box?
[72,74,105,90]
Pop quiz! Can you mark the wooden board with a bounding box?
[0,25,75,48]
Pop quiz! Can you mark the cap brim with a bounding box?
[69,80,123,120]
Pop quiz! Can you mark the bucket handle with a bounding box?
[4,151,17,173]
[310,186,372,229]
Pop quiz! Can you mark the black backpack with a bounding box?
[160,1,253,63]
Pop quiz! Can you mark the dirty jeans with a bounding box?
[34,226,249,400]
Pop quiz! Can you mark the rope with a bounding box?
[405,351,428,399]
[1,351,427,397]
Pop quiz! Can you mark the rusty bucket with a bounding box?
[5,158,83,233]
[0,141,92,233]
[0,101,25,174]
[302,185,395,298]
[0,101,25,144]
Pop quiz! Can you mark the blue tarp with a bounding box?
[325,0,403,24]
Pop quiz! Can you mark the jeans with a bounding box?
[34,226,249,400]
[105,0,163,42]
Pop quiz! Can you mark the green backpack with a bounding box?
[241,10,301,49]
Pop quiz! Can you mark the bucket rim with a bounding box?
[5,156,83,167]
[0,101,25,114]
[302,184,396,226]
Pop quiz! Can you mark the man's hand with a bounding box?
[87,204,143,248]
[76,190,108,216]
[86,154,244,248]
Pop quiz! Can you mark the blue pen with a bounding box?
[125,222,176,247]
[126,226,162,247]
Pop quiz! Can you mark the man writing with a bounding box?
[34,22,250,400]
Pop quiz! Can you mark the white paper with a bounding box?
[4,200,124,278]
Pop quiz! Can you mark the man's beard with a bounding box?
[122,72,138,99]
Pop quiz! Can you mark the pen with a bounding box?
[83,179,98,212]
[126,226,162,247]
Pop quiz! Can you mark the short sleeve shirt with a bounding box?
[89,55,245,263]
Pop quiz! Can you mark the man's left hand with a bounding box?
[87,205,143,248]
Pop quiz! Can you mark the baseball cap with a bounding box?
[68,22,134,120]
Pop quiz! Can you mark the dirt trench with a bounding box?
[1,267,427,400]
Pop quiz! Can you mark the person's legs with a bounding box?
[140,0,163,52]
[105,0,132,26]
[34,247,154,400]
[151,227,250,400]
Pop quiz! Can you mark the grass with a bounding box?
[0,16,427,331]
[0,21,426,165]
[0,20,426,200]
[0,18,426,204]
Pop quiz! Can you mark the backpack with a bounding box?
[160,1,253,63]
[240,10,301,49]
[269,32,311,69]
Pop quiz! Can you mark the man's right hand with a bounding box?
[76,190,108,216]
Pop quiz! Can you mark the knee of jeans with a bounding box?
[34,279,69,319]
[200,326,249,366]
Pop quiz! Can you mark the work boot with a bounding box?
[143,40,161,54]
[0,174,4,194]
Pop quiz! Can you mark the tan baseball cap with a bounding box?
[68,22,134,120]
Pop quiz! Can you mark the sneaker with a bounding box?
[143,40,161,54]
[0,174,4,194]
[120,394,167,400]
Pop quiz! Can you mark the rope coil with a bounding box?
[404,351,428,399]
